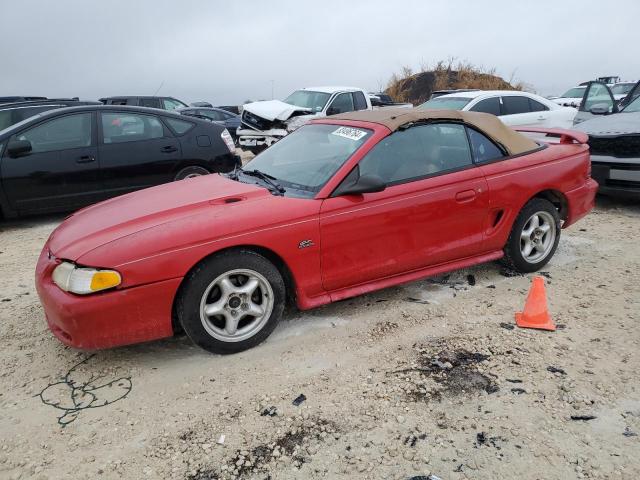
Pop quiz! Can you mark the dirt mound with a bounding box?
[385,61,521,105]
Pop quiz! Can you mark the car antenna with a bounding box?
[153,80,165,96]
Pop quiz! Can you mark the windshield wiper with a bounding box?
[241,169,286,195]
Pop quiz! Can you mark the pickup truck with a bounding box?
[237,86,373,153]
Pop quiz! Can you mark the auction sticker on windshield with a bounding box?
[331,126,368,141]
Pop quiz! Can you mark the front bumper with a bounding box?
[237,128,288,148]
[564,178,599,228]
[591,156,640,199]
[35,246,180,350]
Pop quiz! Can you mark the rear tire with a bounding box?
[177,250,285,354]
[503,198,561,273]
[174,166,209,181]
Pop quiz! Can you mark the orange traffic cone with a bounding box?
[515,276,556,331]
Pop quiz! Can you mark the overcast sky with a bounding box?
[1,0,637,105]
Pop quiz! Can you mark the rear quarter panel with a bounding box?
[479,143,590,252]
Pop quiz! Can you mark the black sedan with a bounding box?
[177,107,241,142]
[0,105,240,218]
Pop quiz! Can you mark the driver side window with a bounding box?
[328,93,355,115]
[357,123,473,185]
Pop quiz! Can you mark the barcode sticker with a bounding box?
[331,126,367,141]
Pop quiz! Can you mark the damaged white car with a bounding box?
[237,86,372,153]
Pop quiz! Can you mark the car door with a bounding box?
[500,95,542,126]
[574,82,617,125]
[97,111,182,196]
[1,111,101,213]
[326,92,356,116]
[319,122,489,292]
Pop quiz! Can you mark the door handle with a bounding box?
[537,116,547,121]
[161,146,178,153]
[76,155,95,164]
[455,189,476,203]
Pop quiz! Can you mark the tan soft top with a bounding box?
[328,108,539,155]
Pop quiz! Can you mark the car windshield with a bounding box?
[622,95,640,113]
[418,97,473,110]
[611,83,634,95]
[242,124,371,197]
[560,87,586,98]
[283,90,331,113]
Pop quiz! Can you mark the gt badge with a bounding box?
[298,239,315,249]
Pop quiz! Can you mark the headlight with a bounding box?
[52,262,121,295]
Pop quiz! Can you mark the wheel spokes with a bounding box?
[218,276,235,296]
[237,277,259,295]
[245,301,265,318]
[224,313,239,335]
[204,298,226,316]
[529,214,540,229]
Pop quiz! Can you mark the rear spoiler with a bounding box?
[513,127,588,145]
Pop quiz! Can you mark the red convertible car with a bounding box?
[36,109,597,354]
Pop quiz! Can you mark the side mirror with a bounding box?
[588,104,611,115]
[7,139,32,157]
[336,174,386,196]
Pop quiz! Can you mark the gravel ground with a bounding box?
[0,195,639,480]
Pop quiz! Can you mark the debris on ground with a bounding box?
[466,274,476,286]
[36,354,132,427]
[260,406,278,417]
[570,415,597,421]
[405,297,430,304]
[210,418,338,478]
[475,431,505,449]
[393,339,499,402]
[499,322,515,330]
[499,267,523,277]
[623,427,638,437]
[292,394,306,406]
[403,432,427,447]
[547,366,567,375]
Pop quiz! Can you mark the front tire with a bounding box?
[503,198,561,273]
[177,250,285,354]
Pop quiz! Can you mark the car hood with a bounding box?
[48,175,270,262]
[243,100,313,121]
[574,112,640,136]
